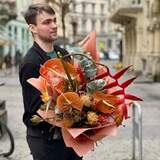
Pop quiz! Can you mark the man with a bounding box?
[19,3,82,160]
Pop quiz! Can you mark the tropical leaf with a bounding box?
[79,58,97,80]
[56,92,83,112]
[86,79,106,94]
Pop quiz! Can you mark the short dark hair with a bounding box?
[24,3,55,25]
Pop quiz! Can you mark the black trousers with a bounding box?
[27,135,82,160]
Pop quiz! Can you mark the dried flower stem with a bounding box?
[56,51,75,91]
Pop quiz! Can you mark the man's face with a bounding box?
[30,11,57,42]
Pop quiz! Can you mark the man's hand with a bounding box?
[37,109,56,125]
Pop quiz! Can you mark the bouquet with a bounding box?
[27,32,142,156]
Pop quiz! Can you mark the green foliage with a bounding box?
[86,79,106,94]
[79,58,97,80]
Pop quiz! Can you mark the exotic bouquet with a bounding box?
[27,32,142,156]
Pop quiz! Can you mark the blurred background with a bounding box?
[0,0,160,160]
[0,0,160,81]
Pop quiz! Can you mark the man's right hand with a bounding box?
[37,109,56,125]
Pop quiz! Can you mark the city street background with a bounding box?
[1,0,160,159]
[0,60,160,160]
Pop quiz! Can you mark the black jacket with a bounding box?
[19,42,70,133]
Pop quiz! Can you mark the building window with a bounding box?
[98,41,105,50]
[92,20,96,30]
[85,3,91,14]
[72,3,76,12]
[100,4,104,15]
[138,0,141,4]
[82,19,86,32]
[14,27,17,35]
[8,26,12,37]
[100,20,105,32]
[82,2,86,14]
[108,39,112,49]
[14,27,17,41]
[132,0,141,4]
[22,28,25,40]
[108,0,111,7]
[146,0,150,18]
[92,3,95,14]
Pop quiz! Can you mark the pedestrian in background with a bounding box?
[15,49,22,72]
[4,52,12,75]
[19,3,82,160]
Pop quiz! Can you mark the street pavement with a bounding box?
[0,61,160,160]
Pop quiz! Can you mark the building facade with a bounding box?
[38,0,121,54]
[109,0,160,81]
[68,0,120,54]
[0,0,16,53]
[2,0,121,61]
[3,0,65,58]
[3,0,32,59]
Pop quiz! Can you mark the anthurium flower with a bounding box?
[56,92,83,112]
[78,31,100,61]
[39,58,80,93]
[27,76,55,98]
[27,76,47,92]
[92,91,122,106]
[91,91,122,114]
[40,58,78,79]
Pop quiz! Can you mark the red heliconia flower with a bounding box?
[88,65,142,119]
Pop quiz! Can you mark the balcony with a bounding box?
[109,0,143,24]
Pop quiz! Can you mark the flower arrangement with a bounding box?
[27,32,142,156]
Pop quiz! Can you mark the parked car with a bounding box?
[108,51,119,60]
